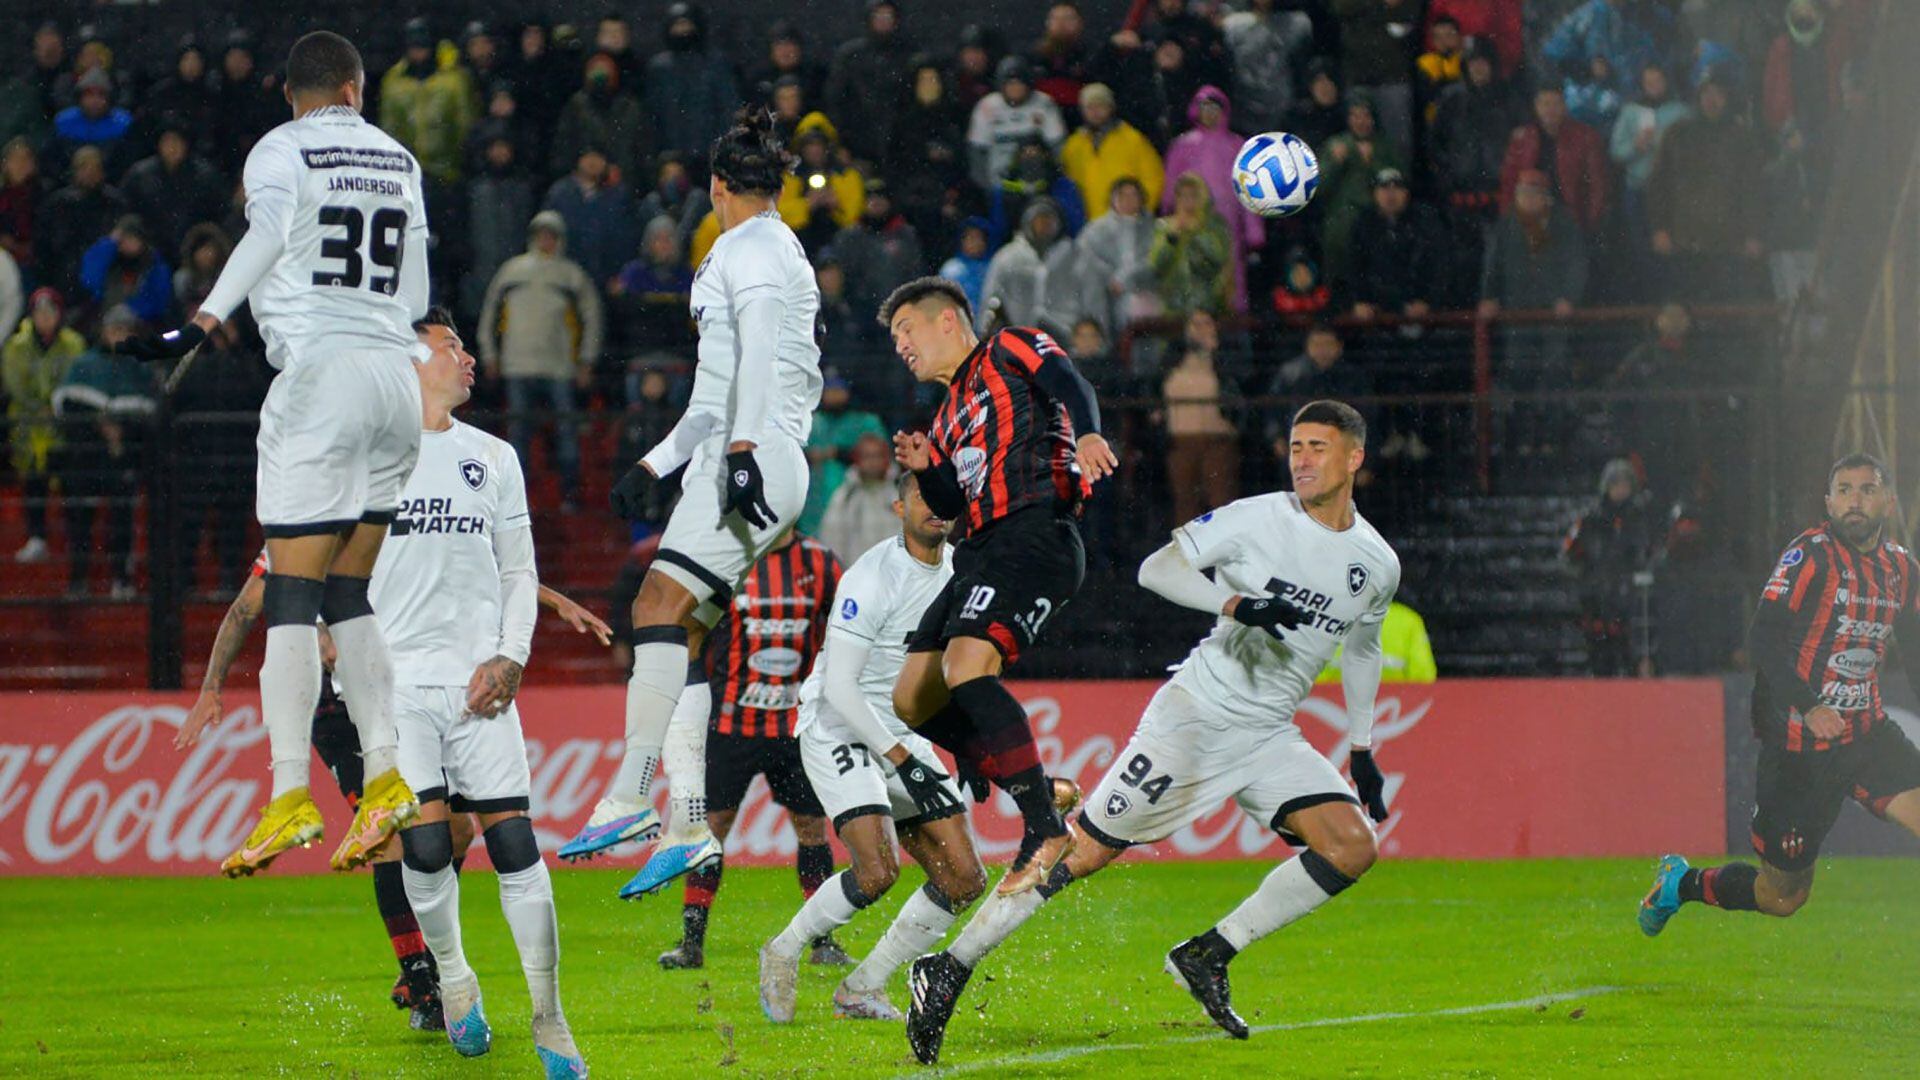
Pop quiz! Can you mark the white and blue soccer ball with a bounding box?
[1231,131,1319,218]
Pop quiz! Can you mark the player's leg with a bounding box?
[762,812,898,1022]
[790,810,853,964]
[218,528,339,877]
[627,657,725,891]
[1641,739,1842,933]
[660,804,734,969]
[478,808,583,1077]
[400,798,489,1056]
[838,810,987,1019]
[310,689,441,1028]
[322,520,422,870]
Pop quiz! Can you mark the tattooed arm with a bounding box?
[176,573,266,749]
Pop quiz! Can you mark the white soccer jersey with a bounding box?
[369,420,532,686]
[234,106,430,368]
[795,536,955,742]
[686,211,822,444]
[1169,493,1400,728]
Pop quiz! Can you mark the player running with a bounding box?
[880,277,1117,896]
[1640,453,1920,933]
[904,401,1399,1065]
[757,473,992,1023]
[568,107,822,892]
[635,532,849,976]
[118,31,432,875]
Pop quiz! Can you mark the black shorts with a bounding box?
[906,507,1085,665]
[706,730,825,817]
[310,685,364,805]
[1750,720,1920,872]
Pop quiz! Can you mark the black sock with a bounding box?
[1678,869,1704,903]
[1691,863,1760,911]
[797,842,834,898]
[680,902,711,949]
[371,860,428,971]
[1036,862,1076,899]
[1195,927,1238,963]
[914,701,982,769]
[1003,765,1067,838]
[949,678,1044,782]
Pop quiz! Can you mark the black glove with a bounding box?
[609,462,657,522]
[1231,595,1308,639]
[111,322,207,362]
[723,449,776,529]
[895,753,961,817]
[954,757,991,803]
[1349,748,1388,823]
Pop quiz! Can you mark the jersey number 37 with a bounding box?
[311,206,408,295]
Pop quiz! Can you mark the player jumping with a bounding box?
[120,31,432,875]
[904,401,1399,1065]
[640,531,852,977]
[881,277,1117,897]
[1641,453,1920,933]
[757,473,991,1023]
[566,107,822,896]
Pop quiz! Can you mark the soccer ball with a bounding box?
[1231,131,1319,218]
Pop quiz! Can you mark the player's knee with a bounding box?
[261,573,327,628]
[851,852,900,900]
[1761,886,1810,917]
[940,860,989,907]
[1316,821,1379,880]
[319,574,374,624]
[400,820,454,874]
[481,815,541,874]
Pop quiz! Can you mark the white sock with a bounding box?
[402,862,472,986]
[663,679,711,839]
[612,639,689,802]
[260,624,321,797]
[498,861,562,1021]
[1214,855,1343,952]
[949,887,1048,969]
[844,884,958,993]
[327,615,399,778]
[770,871,865,958]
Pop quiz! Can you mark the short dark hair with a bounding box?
[1291,400,1367,447]
[1433,14,1461,31]
[878,275,973,329]
[1305,322,1340,340]
[709,107,789,198]
[895,468,917,499]
[1829,452,1889,489]
[285,31,364,96]
[412,305,457,334]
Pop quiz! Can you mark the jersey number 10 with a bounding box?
[311,206,408,295]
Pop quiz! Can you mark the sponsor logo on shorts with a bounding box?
[459,459,487,490]
[1105,791,1131,817]
[1828,647,1879,679]
[747,647,804,677]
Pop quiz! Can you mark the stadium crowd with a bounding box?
[0,0,1873,672]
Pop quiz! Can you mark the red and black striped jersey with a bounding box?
[1751,523,1920,751]
[709,535,843,738]
[927,326,1088,537]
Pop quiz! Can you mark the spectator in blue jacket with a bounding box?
[80,216,171,326]
[645,3,741,164]
[1542,0,1672,99]
[988,134,1086,245]
[543,146,639,289]
[938,217,994,318]
[51,69,133,177]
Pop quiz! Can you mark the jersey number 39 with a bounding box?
[311,206,407,295]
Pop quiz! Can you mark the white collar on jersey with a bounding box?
[304,104,362,120]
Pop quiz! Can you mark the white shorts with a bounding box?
[1081,682,1358,849]
[256,348,423,534]
[655,433,808,626]
[394,685,532,812]
[799,725,967,832]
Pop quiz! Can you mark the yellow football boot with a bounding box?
[220,787,324,878]
[329,769,420,871]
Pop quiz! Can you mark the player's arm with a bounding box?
[176,573,266,749]
[821,635,958,815]
[539,584,612,645]
[1892,556,1920,702]
[1747,544,1838,736]
[469,458,538,718]
[894,430,969,520]
[996,328,1118,481]
[1139,529,1308,637]
[611,410,721,520]
[395,161,431,322]
[1341,604,1390,822]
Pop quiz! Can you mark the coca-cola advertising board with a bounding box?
[0,680,1726,876]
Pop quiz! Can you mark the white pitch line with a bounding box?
[912,986,1626,1077]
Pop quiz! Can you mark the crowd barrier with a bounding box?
[0,678,1733,876]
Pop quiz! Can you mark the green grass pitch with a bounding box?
[3,858,1917,1077]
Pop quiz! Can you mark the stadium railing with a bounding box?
[0,304,1833,689]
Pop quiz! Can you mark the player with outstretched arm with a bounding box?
[904,401,1399,1065]
[118,31,432,876]
[880,276,1117,900]
[565,108,823,901]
